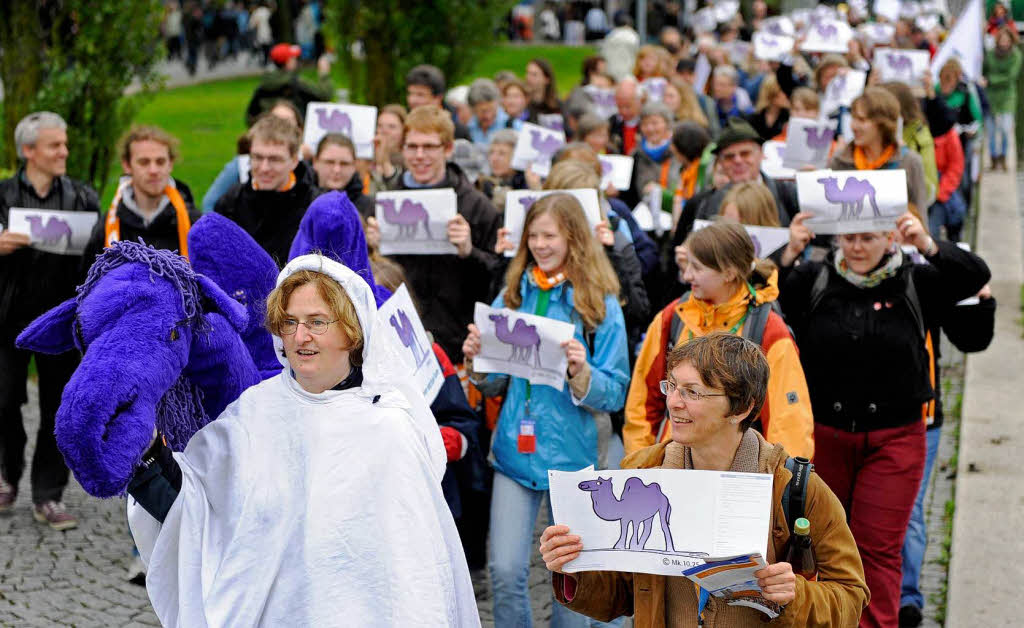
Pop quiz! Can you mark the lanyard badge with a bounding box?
[518,398,536,453]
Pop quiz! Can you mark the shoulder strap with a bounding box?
[667,294,689,355]
[807,265,830,315]
[741,302,773,346]
[782,456,814,532]
[903,269,926,342]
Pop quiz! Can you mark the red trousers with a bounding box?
[813,420,926,628]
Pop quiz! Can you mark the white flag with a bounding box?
[931,0,983,81]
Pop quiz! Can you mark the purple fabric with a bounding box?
[15,241,259,498]
[288,191,392,306]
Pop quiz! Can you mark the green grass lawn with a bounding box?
[99,43,595,207]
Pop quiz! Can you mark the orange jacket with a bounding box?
[623,272,815,459]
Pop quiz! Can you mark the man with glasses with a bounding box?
[214,113,322,267]
[0,111,100,529]
[391,105,501,363]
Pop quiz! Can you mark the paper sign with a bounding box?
[641,78,668,103]
[790,8,812,28]
[693,219,791,257]
[931,0,983,81]
[693,55,712,94]
[375,284,444,402]
[237,154,251,184]
[820,69,867,115]
[473,302,575,389]
[303,102,378,159]
[916,14,941,32]
[503,189,602,257]
[875,0,901,21]
[800,19,853,53]
[761,16,795,37]
[599,155,634,191]
[753,32,794,62]
[692,7,717,33]
[511,122,566,178]
[811,5,840,22]
[7,208,97,256]
[724,40,752,66]
[858,22,895,46]
[548,467,773,576]
[584,85,617,120]
[537,113,565,133]
[899,0,921,18]
[375,189,458,255]
[782,118,837,169]
[796,169,908,234]
[873,48,931,85]
[713,0,740,23]
[760,140,796,179]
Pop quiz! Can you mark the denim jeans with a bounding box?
[489,471,625,628]
[900,426,942,610]
[928,191,966,242]
[987,112,1014,159]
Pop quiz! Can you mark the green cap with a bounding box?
[794,518,811,535]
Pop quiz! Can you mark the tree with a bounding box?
[324,0,514,106]
[0,3,48,168]
[0,0,165,194]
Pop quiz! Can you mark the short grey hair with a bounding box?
[14,111,67,159]
[490,129,519,148]
[468,78,501,106]
[712,64,739,84]
[641,101,674,124]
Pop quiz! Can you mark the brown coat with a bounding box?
[552,433,869,627]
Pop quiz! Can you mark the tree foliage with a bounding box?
[324,0,514,106]
[0,0,165,194]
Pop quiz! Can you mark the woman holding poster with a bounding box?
[462,193,630,628]
[777,210,990,627]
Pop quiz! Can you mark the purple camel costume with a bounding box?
[289,191,392,307]
[15,241,260,498]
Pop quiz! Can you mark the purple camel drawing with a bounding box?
[815,23,838,38]
[760,36,779,48]
[803,126,835,150]
[378,198,432,239]
[315,108,353,136]
[750,234,763,258]
[827,73,847,97]
[15,241,260,498]
[818,176,882,220]
[579,476,675,552]
[25,215,73,247]
[886,53,912,73]
[489,313,542,368]
[518,196,538,212]
[766,23,785,36]
[390,308,428,367]
[599,159,613,176]
[530,129,563,159]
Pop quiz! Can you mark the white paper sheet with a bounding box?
[782,118,837,170]
[374,284,444,403]
[753,32,794,62]
[375,189,458,255]
[583,85,617,120]
[472,302,575,389]
[598,155,635,191]
[692,219,791,258]
[873,48,931,85]
[548,467,773,576]
[760,140,796,180]
[820,69,867,115]
[7,208,97,256]
[858,22,895,46]
[511,122,566,178]
[641,77,668,103]
[761,16,795,37]
[800,19,853,53]
[796,169,908,234]
[303,102,378,159]
[503,189,602,257]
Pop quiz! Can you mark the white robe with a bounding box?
[128,372,480,627]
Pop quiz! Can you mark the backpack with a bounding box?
[806,264,925,342]
[781,456,814,533]
[666,292,786,352]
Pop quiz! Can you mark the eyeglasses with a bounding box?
[659,380,727,401]
[250,153,290,166]
[279,318,338,336]
[403,143,445,154]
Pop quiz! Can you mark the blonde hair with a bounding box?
[668,79,710,128]
[248,113,302,156]
[685,222,777,288]
[546,155,602,189]
[719,182,781,226]
[755,75,783,113]
[504,194,620,331]
[634,45,672,79]
[790,87,819,113]
[120,125,180,163]
[265,270,364,367]
[404,105,455,145]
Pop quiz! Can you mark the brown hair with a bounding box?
[501,78,529,99]
[666,332,769,430]
[404,105,455,146]
[265,270,364,367]
[668,79,710,128]
[315,133,356,159]
[790,87,819,113]
[528,58,561,111]
[881,81,924,124]
[120,125,180,163]
[685,221,777,286]
[380,103,408,124]
[504,194,620,331]
[634,45,673,79]
[814,54,849,91]
[719,182,781,227]
[754,74,783,113]
[551,143,603,180]
[248,113,302,157]
[851,87,901,148]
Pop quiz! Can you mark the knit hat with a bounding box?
[713,118,763,154]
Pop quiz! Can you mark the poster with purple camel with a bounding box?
[752,31,794,62]
[692,219,791,259]
[799,18,853,53]
[502,189,602,258]
[820,69,866,115]
[510,122,566,177]
[375,189,458,255]
[472,303,575,388]
[548,467,773,577]
[7,208,97,256]
[795,169,908,234]
[598,155,634,191]
[872,48,930,85]
[374,284,443,403]
[782,118,837,170]
[302,102,378,159]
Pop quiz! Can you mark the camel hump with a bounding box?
[622,477,650,494]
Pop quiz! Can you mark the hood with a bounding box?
[680,269,779,335]
[287,191,392,306]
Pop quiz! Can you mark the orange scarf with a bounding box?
[853,144,897,170]
[531,265,566,290]
[105,181,191,259]
[675,160,700,200]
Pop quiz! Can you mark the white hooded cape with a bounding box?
[128,255,479,627]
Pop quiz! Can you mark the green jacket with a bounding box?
[983,46,1023,113]
[902,119,938,205]
[938,82,983,124]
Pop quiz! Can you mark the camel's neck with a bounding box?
[589,485,624,518]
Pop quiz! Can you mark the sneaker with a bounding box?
[127,555,147,587]
[0,476,15,513]
[33,501,78,531]
[899,604,923,628]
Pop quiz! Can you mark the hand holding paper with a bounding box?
[539,524,584,575]
[0,230,31,256]
[447,213,473,258]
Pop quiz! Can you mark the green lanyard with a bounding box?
[686,283,757,340]
[524,288,553,406]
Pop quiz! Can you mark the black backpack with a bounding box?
[781,456,814,533]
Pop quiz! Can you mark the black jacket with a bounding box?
[391,163,502,362]
[214,161,322,268]
[0,171,100,341]
[778,242,990,432]
[82,179,200,268]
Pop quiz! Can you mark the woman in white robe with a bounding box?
[127,255,480,627]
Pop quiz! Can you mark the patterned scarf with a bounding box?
[834,246,903,289]
[531,265,567,290]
